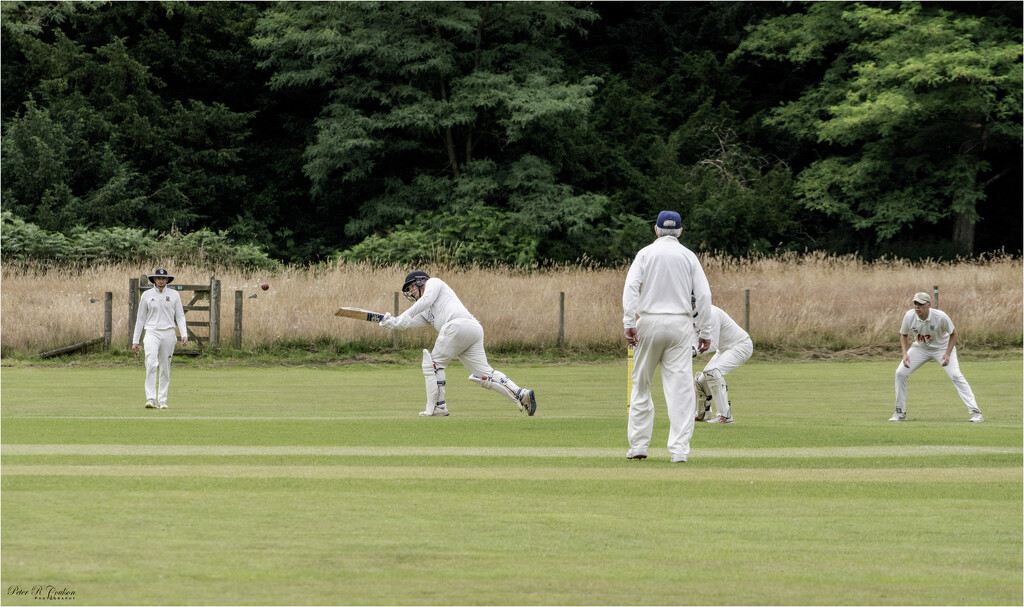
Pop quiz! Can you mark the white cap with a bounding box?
[912,292,931,304]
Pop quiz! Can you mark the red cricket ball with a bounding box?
[261,283,270,291]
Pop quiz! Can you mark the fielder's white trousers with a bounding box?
[143,328,177,406]
[894,346,979,412]
[629,314,697,460]
[702,338,753,377]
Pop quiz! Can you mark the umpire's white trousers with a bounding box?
[629,314,697,460]
[894,346,979,412]
[143,328,177,406]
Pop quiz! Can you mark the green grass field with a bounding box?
[2,358,1021,605]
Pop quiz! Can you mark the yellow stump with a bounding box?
[626,344,634,412]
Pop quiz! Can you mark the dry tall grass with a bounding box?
[1,253,1020,356]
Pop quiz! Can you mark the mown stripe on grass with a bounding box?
[2,444,1020,458]
[2,464,1019,482]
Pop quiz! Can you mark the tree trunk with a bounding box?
[437,74,460,178]
[952,211,975,255]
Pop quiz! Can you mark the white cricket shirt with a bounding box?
[394,277,476,331]
[696,305,749,353]
[900,308,955,351]
[622,235,713,334]
[132,286,187,344]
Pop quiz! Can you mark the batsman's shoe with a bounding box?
[707,415,733,424]
[889,410,906,422]
[518,389,537,416]
[626,449,647,460]
[157,403,168,409]
[670,455,687,463]
[969,411,984,423]
[144,402,157,409]
[419,403,449,417]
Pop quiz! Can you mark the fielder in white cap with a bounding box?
[890,291,982,422]
[131,268,188,409]
[622,210,713,463]
[378,271,537,417]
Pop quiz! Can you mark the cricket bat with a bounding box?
[335,307,386,322]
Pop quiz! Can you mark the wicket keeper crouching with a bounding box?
[378,271,537,417]
[692,303,753,424]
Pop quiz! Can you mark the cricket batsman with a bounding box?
[378,271,537,417]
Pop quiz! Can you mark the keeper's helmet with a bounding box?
[402,270,430,302]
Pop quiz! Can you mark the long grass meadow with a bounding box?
[1,253,1020,356]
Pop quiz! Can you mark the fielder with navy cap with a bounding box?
[622,210,713,462]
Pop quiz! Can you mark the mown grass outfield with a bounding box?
[2,358,1021,606]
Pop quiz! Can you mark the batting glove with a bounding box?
[379,313,397,330]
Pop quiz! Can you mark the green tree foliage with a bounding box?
[2,2,1019,265]
[1,1,258,234]
[574,3,802,259]
[253,1,608,264]
[736,2,1022,254]
[0,212,277,270]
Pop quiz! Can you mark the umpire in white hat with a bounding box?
[131,268,188,409]
[622,211,713,463]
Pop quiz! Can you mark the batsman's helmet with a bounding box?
[402,270,430,300]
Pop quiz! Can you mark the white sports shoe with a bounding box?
[419,404,449,417]
[889,410,906,422]
[145,402,157,409]
[157,404,168,409]
[969,412,984,423]
[706,415,733,424]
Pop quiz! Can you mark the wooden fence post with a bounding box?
[933,285,939,309]
[234,290,243,348]
[558,292,565,347]
[745,289,751,332]
[210,277,221,349]
[103,292,112,350]
[127,278,139,348]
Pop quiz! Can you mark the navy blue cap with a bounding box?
[656,211,681,229]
